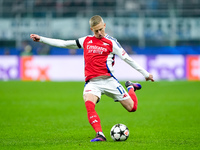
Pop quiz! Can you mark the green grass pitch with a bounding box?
[0,81,199,150]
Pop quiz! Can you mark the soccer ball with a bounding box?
[110,124,129,141]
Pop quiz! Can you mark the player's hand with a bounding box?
[30,34,40,42]
[145,73,154,82]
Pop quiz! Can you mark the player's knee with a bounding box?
[128,105,137,112]
[120,99,137,112]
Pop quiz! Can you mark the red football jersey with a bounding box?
[77,35,123,82]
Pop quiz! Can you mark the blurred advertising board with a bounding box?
[186,55,200,80]
[20,56,84,81]
[0,55,199,81]
[146,55,186,81]
[0,56,20,80]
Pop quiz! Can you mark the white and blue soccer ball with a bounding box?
[110,124,129,141]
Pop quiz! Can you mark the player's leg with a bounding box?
[103,78,138,112]
[84,93,102,133]
[121,81,141,112]
[120,97,137,112]
[83,83,106,142]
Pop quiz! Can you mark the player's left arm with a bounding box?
[112,41,154,82]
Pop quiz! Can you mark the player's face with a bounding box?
[90,22,106,39]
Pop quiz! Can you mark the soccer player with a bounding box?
[30,15,154,142]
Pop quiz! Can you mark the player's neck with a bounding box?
[94,33,107,39]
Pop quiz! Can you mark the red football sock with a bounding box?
[128,87,138,112]
[85,101,102,133]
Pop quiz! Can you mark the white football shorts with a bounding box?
[83,76,130,102]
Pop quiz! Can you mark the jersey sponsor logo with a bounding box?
[87,45,108,54]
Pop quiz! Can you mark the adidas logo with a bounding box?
[91,119,98,125]
[88,40,93,44]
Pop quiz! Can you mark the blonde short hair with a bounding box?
[89,15,104,27]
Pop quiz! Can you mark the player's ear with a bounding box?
[104,23,106,28]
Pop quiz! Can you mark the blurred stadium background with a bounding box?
[0,0,200,81]
[1,2,199,149]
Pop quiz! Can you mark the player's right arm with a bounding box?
[30,34,79,49]
[111,38,154,82]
